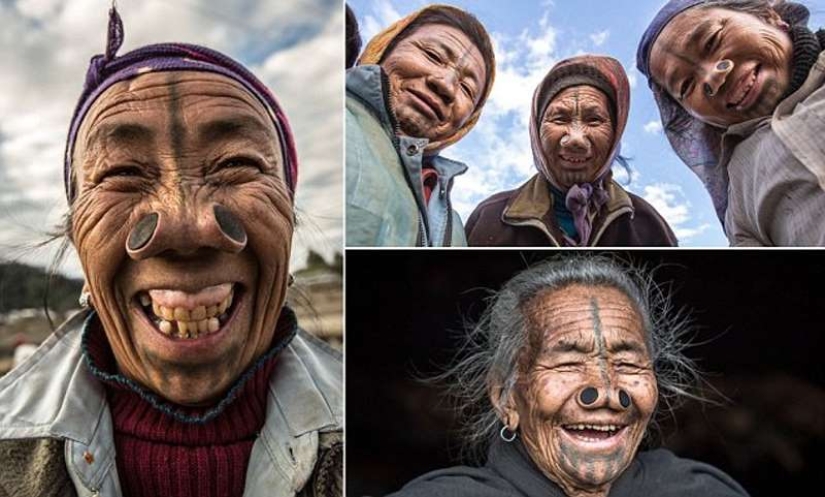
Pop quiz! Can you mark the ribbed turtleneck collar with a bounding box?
[786,24,824,97]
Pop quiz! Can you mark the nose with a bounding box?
[427,69,457,104]
[576,385,632,411]
[126,202,247,260]
[702,59,734,97]
[560,125,590,153]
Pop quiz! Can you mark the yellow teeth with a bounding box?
[141,288,235,339]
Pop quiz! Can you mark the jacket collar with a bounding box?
[501,174,634,245]
[347,64,396,132]
[0,310,342,496]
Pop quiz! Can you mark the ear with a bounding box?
[489,381,520,430]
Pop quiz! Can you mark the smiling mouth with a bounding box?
[727,65,760,110]
[562,423,626,442]
[136,283,240,340]
[409,89,444,121]
[559,155,592,164]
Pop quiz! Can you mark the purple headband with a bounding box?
[64,7,299,203]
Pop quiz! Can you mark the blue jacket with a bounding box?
[346,65,468,247]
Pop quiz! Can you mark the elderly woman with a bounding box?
[465,56,676,247]
[637,0,825,245]
[0,9,342,497]
[346,5,496,246]
[388,256,748,497]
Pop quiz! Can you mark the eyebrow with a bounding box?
[87,122,155,148]
[687,18,716,49]
[196,115,273,145]
[608,340,647,355]
[548,339,592,354]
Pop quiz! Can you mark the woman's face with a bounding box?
[649,6,792,128]
[71,71,294,405]
[381,23,487,142]
[539,86,615,189]
[506,285,657,496]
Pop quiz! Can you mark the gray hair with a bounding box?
[440,253,703,461]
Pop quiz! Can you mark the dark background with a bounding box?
[346,250,825,496]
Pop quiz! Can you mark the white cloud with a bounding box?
[0,0,342,276]
[643,120,663,134]
[360,0,402,45]
[589,30,609,47]
[642,183,709,241]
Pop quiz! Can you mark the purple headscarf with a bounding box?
[636,0,728,222]
[64,7,299,203]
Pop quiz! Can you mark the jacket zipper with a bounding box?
[378,69,429,247]
[441,179,453,247]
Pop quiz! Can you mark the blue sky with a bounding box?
[350,0,825,246]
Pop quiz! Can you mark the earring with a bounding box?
[499,425,517,443]
[79,292,92,309]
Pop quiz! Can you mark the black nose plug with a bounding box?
[127,212,159,251]
[214,205,247,244]
[580,387,599,405]
[619,389,631,409]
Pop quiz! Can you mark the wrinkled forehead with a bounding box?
[525,284,645,344]
[546,85,612,113]
[75,70,277,160]
[649,6,721,80]
[392,23,486,75]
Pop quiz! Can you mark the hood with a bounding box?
[529,54,630,192]
[636,0,813,222]
[357,4,496,155]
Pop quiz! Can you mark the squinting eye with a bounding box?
[101,165,143,180]
[217,157,263,172]
[424,49,442,63]
[679,77,694,101]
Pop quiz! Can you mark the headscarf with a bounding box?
[64,7,299,203]
[636,0,813,222]
[358,4,496,155]
[530,55,630,247]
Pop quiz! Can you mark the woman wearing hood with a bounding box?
[346,4,495,247]
[465,55,676,247]
[637,0,825,246]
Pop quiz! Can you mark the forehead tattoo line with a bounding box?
[166,77,186,200]
[589,297,611,385]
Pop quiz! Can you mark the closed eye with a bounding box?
[215,156,263,172]
[100,165,143,180]
[704,27,723,55]
[679,77,695,101]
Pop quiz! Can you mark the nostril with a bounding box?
[619,390,631,409]
[127,212,159,251]
[214,205,247,244]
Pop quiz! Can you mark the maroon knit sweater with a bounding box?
[83,309,297,497]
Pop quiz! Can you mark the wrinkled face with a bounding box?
[506,285,657,496]
[539,86,615,189]
[71,71,293,406]
[649,6,792,128]
[381,23,487,142]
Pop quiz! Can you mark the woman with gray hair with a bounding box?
[388,255,748,497]
[637,0,825,246]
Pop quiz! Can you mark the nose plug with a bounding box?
[213,205,247,245]
[127,212,159,251]
[125,205,248,254]
[579,387,632,409]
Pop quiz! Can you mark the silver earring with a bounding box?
[500,425,517,443]
[79,292,92,309]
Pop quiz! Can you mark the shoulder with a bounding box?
[622,449,749,497]
[387,465,519,497]
[0,438,76,497]
[624,190,678,245]
[288,330,343,413]
[467,189,517,227]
